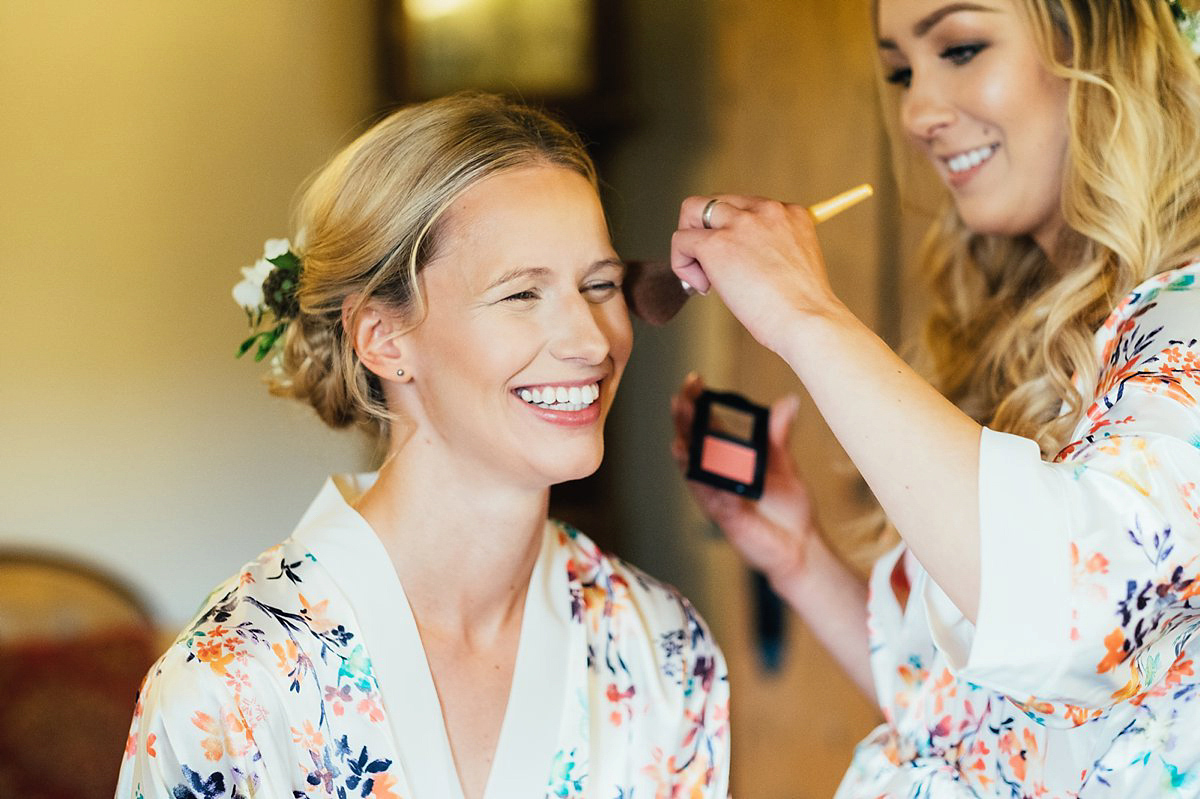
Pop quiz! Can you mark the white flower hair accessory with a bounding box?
[1169,0,1200,56]
[233,237,302,362]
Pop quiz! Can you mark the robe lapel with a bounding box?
[482,521,572,799]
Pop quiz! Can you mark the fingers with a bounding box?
[767,393,801,450]
[678,194,754,231]
[669,372,705,448]
[668,231,711,295]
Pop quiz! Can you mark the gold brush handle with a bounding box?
[807,183,874,223]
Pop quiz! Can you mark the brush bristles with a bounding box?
[622,260,693,325]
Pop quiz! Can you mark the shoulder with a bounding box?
[147,538,336,707]
[554,521,726,682]
[1088,262,1200,411]
[1099,262,1200,366]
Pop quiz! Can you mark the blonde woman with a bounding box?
[119,94,729,799]
[671,0,1200,795]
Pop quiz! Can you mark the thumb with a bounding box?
[767,393,801,450]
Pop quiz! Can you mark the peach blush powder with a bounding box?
[699,436,757,484]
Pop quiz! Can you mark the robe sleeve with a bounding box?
[921,275,1200,728]
[117,648,282,799]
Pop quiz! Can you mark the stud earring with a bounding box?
[396,369,406,377]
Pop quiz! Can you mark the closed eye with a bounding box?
[502,289,540,302]
[582,280,619,302]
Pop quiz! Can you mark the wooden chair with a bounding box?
[0,548,159,799]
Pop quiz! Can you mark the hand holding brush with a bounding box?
[622,183,873,326]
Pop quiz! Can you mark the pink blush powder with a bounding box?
[700,436,757,484]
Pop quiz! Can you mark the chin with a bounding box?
[553,445,605,485]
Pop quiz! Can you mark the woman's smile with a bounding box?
[941,142,1000,187]
[513,378,605,427]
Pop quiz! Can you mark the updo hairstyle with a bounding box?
[271,92,598,435]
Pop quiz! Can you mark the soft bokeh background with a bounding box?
[0,2,931,796]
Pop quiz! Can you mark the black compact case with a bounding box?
[686,389,769,500]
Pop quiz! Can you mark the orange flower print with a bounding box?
[273,640,298,676]
[195,638,235,677]
[369,772,403,799]
[192,710,251,761]
[299,593,335,634]
[1096,628,1128,674]
[1110,658,1144,702]
[291,720,324,750]
[1132,653,1194,705]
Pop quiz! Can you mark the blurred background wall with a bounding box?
[0,1,924,796]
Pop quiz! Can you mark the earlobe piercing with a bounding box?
[396,369,406,378]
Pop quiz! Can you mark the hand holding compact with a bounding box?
[670,373,818,587]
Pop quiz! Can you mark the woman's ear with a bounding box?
[343,294,413,383]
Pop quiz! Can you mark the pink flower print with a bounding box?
[606,683,636,726]
[356,692,386,722]
[325,684,353,717]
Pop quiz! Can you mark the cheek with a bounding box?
[972,60,1026,129]
[603,305,634,371]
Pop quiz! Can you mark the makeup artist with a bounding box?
[670,0,1200,795]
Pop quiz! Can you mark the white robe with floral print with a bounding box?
[118,475,730,799]
[837,262,1200,798]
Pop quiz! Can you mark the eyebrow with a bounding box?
[483,258,625,292]
[877,2,998,50]
[484,266,551,292]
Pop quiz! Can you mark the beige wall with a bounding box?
[0,2,377,625]
[2,2,904,795]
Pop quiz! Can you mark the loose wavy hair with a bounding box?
[885,0,1200,456]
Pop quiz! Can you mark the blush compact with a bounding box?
[686,389,768,500]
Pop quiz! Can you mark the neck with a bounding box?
[1033,215,1071,272]
[354,435,550,642]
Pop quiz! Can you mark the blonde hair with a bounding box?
[271,92,597,434]
[890,0,1200,455]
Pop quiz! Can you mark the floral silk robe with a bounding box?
[837,262,1200,798]
[118,475,730,799]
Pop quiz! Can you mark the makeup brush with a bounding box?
[623,183,875,326]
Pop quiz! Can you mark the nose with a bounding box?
[901,73,955,143]
[548,294,612,366]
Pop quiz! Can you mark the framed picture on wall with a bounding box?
[391,0,597,100]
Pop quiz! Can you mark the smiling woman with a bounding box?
[665,0,1200,796]
[117,93,729,799]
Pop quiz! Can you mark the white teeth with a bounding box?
[517,382,601,410]
[947,145,997,174]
